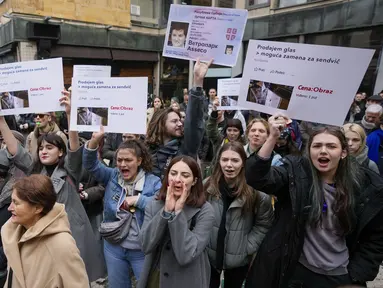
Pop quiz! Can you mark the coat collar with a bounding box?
[41,166,68,194]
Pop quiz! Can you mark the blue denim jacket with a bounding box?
[83,143,162,227]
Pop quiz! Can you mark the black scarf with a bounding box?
[216,177,235,270]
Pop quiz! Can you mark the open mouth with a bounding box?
[121,169,130,177]
[318,157,330,167]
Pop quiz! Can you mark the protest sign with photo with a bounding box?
[217,78,246,110]
[70,77,148,134]
[238,40,375,126]
[0,58,64,116]
[73,65,111,78]
[163,4,247,67]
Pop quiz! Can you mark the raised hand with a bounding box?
[59,90,71,115]
[165,181,176,213]
[91,125,105,143]
[175,182,189,213]
[193,58,214,87]
[268,114,289,140]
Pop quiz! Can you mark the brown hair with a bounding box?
[146,108,181,146]
[246,118,270,137]
[156,155,205,208]
[307,127,360,234]
[170,22,188,35]
[116,139,153,172]
[13,175,57,216]
[205,142,256,214]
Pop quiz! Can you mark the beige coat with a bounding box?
[26,122,68,156]
[1,203,89,288]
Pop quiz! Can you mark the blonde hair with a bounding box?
[342,123,366,155]
[246,118,270,137]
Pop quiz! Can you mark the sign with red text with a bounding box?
[238,40,375,126]
[0,58,64,116]
[70,77,148,134]
[163,4,247,67]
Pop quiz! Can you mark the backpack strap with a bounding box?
[189,213,198,231]
[7,268,12,288]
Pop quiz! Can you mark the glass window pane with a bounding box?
[279,0,307,8]
[131,0,155,19]
[218,0,235,8]
[248,0,269,5]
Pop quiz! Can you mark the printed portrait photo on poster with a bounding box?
[0,90,30,110]
[225,45,234,55]
[221,96,239,107]
[167,22,190,48]
[77,107,109,126]
[246,80,294,110]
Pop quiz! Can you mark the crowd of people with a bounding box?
[0,59,382,288]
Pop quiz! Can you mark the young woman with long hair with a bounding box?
[204,142,273,288]
[342,123,379,173]
[245,114,383,288]
[147,96,164,124]
[1,91,105,282]
[245,118,282,165]
[83,127,161,288]
[138,156,214,288]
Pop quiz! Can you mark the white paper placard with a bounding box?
[0,58,64,115]
[238,40,375,126]
[217,78,247,110]
[163,4,248,67]
[73,65,111,78]
[70,77,148,134]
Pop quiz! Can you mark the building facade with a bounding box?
[1,0,382,102]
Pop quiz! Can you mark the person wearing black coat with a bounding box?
[245,113,383,288]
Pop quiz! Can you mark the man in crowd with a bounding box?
[146,59,212,179]
[355,104,382,135]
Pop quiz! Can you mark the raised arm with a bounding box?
[60,90,80,151]
[82,127,114,186]
[205,97,222,148]
[0,116,18,156]
[246,114,290,196]
[182,59,213,158]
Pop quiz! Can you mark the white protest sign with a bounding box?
[73,65,111,78]
[238,40,375,126]
[0,58,64,116]
[163,4,247,67]
[217,78,247,110]
[70,77,148,134]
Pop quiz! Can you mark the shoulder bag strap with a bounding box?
[7,268,12,288]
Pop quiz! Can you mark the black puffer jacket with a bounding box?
[245,154,383,288]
